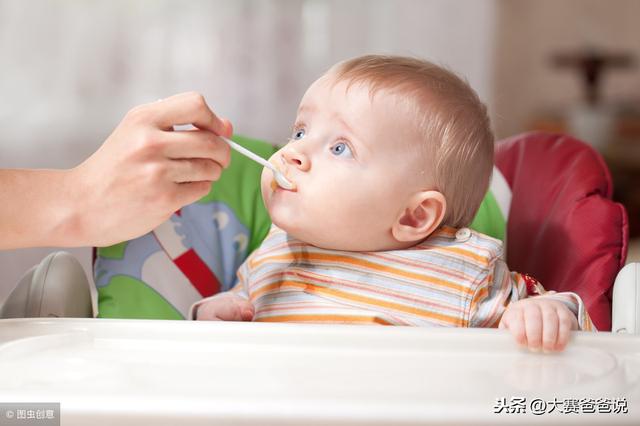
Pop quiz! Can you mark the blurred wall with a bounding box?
[0,0,497,302]
[492,0,640,139]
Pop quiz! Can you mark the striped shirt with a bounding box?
[196,226,593,330]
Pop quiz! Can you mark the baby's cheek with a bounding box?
[259,170,273,202]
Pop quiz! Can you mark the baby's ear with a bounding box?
[391,191,446,243]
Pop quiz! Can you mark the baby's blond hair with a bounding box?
[330,55,494,227]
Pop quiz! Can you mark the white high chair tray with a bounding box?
[0,318,638,425]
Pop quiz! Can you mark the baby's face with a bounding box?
[261,74,427,251]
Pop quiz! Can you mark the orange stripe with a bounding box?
[419,235,497,253]
[468,285,489,325]
[477,271,509,327]
[256,314,393,325]
[258,303,346,313]
[249,252,297,269]
[251,280,307,299]
[252,240,308,258]
[434,226,457,237]
[267,225,494,265]
[425,246,491,266]
[289,268,466,314]
[251,280,466,326]
[251,253,473,296]
[369,252,472,282]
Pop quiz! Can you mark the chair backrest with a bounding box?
[495,132,629,331]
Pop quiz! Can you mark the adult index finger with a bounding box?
[152,92,232,136]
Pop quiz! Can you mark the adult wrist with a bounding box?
[53,167,90,247]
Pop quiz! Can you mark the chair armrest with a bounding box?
[611,262,640,333]
[0,252,94,318]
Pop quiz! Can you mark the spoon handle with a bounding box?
[220,136,277,172]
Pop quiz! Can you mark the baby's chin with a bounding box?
[268,207,300,235]
[270,211,410,251]
[268,208,321,245]
[268,213,353,250]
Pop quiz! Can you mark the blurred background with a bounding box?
[1,0,640,302]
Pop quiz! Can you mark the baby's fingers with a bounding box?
[195,299,224,321]
[236,299,255,321]
[500,308,527,348]
[197,294,254,321]
[540,304,559,353]
[214,297,254,321]
[555,306,578,351]
[523,304,543,352]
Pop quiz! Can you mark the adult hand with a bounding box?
[71,92,234,247]
[0,92,233,249]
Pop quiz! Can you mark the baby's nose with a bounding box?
[282,148,310,171]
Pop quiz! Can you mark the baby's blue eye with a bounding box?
[330,142,353,157]
[293,129,305,140]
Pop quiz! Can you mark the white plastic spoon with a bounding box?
[220,136,295,190]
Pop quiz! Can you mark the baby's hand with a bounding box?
[195,293,255,321]
[499,297,578,352]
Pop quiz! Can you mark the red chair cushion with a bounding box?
[495,132,628,331]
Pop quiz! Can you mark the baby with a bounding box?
[192,55,593,352]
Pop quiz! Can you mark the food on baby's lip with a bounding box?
[268,159,296,191]
[282,174,296,191]
[270,173,296,191]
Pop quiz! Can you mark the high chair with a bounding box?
[1,132,635,330]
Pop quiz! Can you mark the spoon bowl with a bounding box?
[220,136,295,190]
